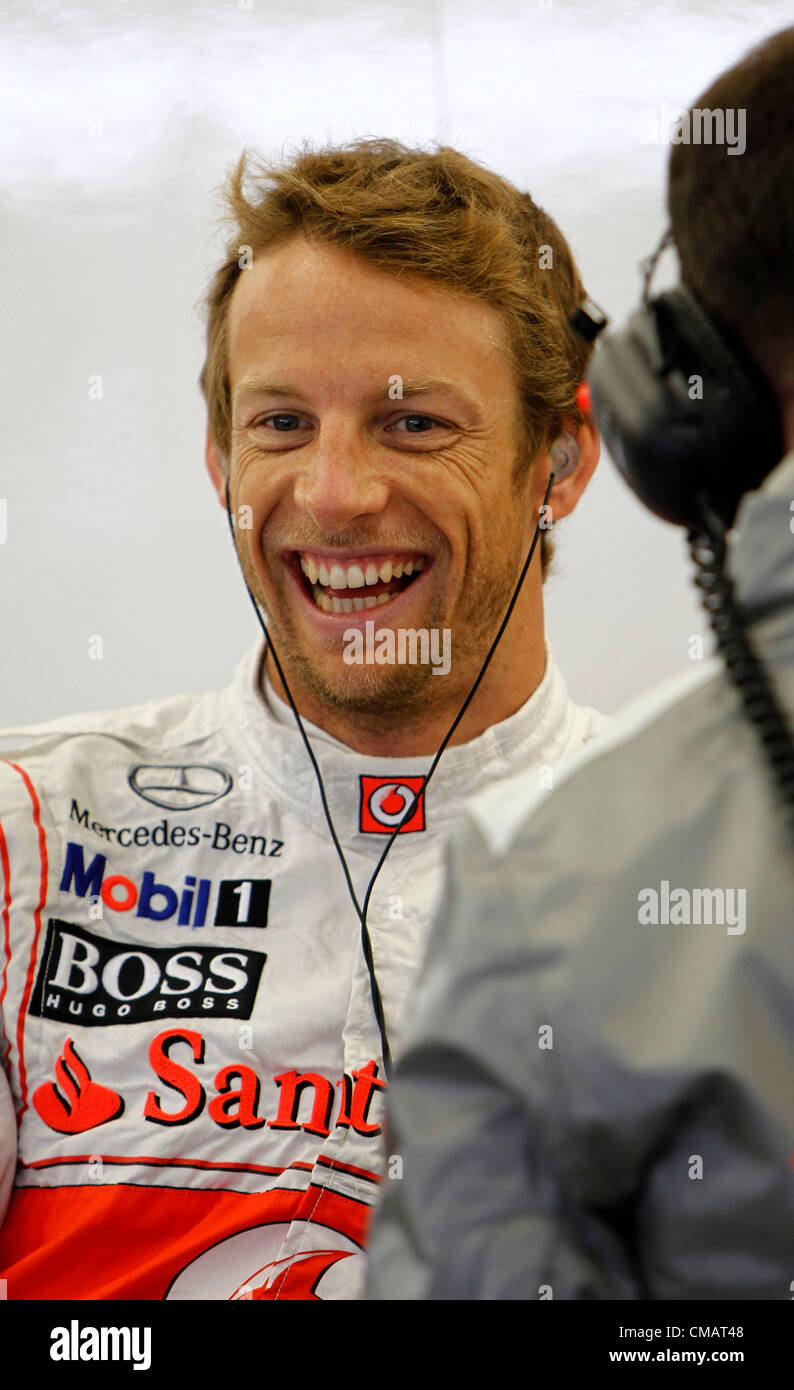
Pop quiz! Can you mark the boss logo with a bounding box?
[29,921,267,1026]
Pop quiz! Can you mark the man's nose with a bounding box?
[294,428,390,532]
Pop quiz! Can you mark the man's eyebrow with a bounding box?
[233,376,476,409]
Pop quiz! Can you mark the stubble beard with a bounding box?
[239,528,529,731]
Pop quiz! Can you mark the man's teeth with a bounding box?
[312,590,394,614]
[299,554,425,590]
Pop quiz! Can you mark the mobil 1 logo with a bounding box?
[29,921,267,1026]
[59,842,272,929]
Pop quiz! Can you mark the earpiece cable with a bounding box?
[224,471,556,1076]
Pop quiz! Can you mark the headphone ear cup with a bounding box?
[587,288,783,528]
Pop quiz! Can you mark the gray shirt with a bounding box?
[366,451,794,1300]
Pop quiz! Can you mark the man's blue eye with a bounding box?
[395,415,437,432]
[266,414,302,430]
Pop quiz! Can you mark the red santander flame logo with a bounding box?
[32,1038,124,1134]
[234,1249,354,1301]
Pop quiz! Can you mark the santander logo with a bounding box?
[32,1038,124,1134]
[30,1029,385,1138]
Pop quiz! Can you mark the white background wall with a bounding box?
[1,0,789,725]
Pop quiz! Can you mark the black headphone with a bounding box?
[571,231,794,833]
[573,231,784,529]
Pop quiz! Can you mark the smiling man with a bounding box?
[0,138,603,1300]
[210,229,559,745]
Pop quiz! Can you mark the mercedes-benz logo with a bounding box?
[128,764,233,810]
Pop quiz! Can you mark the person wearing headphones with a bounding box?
[366,27,794,1301]
[0,140,603,1299]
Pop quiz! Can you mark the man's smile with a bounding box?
[281,548,433,624]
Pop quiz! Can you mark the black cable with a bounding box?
[688,493,794,839]
[225,473,556,1076]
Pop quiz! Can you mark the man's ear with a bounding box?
[535,414,600,522]
[205,427,229,508]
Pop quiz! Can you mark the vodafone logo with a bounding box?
[359,775,426,834]
[165,1221,365,1300]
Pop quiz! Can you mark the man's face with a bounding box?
[226,235,540,720]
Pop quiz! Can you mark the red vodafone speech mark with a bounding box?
[359,776,426,833]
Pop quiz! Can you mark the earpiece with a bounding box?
[549,431,579,482]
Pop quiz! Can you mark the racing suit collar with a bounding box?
[219,636,580,844]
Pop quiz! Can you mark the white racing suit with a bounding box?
[0,638,603,1299]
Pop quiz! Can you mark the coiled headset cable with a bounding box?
[224,473,555,1077]
[688,493,794,838]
